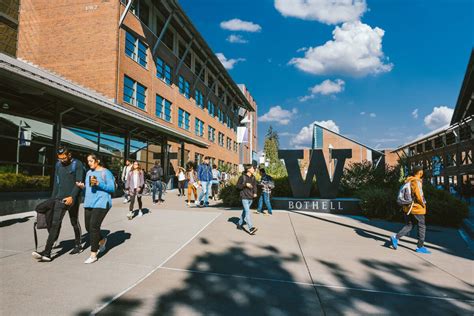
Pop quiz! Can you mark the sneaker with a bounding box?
[84,256,98,264]
[123,198,129,204]
[153,201,157,205]
[195,201,200,207]
[32,251,51,262]
[70,245,83,255]
[254,210,261,214]
[249,227,258,235]
[236,224,243,230]
[390,235,398,250]
[127,211,133,220]
[98,238,107,254]
[138,210,143,217]
[263,211,269,216]
[416,246,431,254]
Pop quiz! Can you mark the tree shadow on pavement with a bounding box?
[0,216,33,227]
[292,211,474,261]
[314,259,474,315]
[85,245,321,316]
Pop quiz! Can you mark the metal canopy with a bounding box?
[0,53,208,148]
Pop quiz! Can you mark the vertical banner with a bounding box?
[237,126,248,143]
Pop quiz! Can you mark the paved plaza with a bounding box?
[0,191,473,315]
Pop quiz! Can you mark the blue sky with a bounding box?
[180,0,473,151]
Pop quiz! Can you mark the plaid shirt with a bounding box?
[260,175,274,194]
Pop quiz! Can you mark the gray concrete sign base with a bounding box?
[1,191,473,315]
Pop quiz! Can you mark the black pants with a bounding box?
[36,198,82,255]
[129,194,142,212]
[178,180,185,196]
[396,214,426,248]
[84,207,109,253]
[211,183,219,197]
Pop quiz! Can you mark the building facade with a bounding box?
[0,0,19,57]
[15,0,254,175]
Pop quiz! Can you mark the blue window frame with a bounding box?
[123,75,146,110]
[195,118,204,137]
[208,101,215,116]
[218,132,224,147]
[125,31,147,67]
[178,108,190,130]
[156,95,172,122]
[195,89,204,108]
[156,57,172,85]
[217,108,224,124]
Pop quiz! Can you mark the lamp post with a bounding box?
[240,115,252,164]
[328,144,334,180]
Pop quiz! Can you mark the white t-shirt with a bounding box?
[178,171,186,181]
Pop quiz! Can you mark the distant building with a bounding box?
[393,50,474,187]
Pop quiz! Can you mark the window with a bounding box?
[179,76,190,99]
[155,95,172,122]
[208,101,215,116]
[123,75,146,110]
[218,132,224,147]
[195,89,204,108]
[233,141,238,152]
[195,118,204,137]
[156,57,172,85]
[217,108,225,124]
[178,108,190,130]
[208,126,215,142]
[195,153,204,165]
[125,31,147,67]
[227,137,232,150]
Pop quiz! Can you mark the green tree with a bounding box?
[263,126,287,177]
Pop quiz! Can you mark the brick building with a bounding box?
[11,0,255,178]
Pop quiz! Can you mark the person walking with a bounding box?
[121,159,132,203]
[236,164,258,235]
[32,146,84,262]
[196,156,213,207]
[186,162,198,207]
[126,161,144,219]
[149,161,164,205]
[211,164,221,201]
[257,168,274,215]
[391,165,431,254]
[75,154,115,264]
[176,166,186,197]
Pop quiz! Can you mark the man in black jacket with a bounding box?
[149,161,164,204]
[32,146,84,262]
[236,164,258,235]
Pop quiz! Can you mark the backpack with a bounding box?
[397,181,416,215]
[55,158,86,185]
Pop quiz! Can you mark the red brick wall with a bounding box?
[17,0,120,100]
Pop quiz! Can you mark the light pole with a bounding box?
[328,144,334,180]
[240,115,252,164]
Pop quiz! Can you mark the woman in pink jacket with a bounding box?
[126,161,145,219]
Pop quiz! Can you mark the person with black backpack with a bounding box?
[32,146,85,262]
[236,164,258,235]
[391,165,431,254]
[149,160,164,205]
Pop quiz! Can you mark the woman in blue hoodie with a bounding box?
[76,153,115,264]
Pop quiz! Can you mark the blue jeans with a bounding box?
[238,199,253,229]
[257,192,273,214]
[152,180,163,202]
[198,181,211,205]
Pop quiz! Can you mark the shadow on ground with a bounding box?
[0,216,33,227]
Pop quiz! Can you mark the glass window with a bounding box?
[156,57,172,85]
[125,31,147,68]
[195,118,204,137]
[136,82,146,110]
[218,132,224,147]
[208,101,215,116]
[178,108,190,130]
[208,126,215,142]
[195,89,204,108]
[123,75,135,104]
[179,76,190,99]
[155,95,172,122]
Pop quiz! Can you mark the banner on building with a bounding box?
[237,126,248,143]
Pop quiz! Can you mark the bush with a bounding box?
[356,183,468,227]
[0,173,50,192]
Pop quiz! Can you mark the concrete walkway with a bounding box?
[0,191,473,315]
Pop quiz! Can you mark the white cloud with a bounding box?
[412,108,419,119]
[274,0,367,25]
[289,21,393,77]
[300,79,345,102]
[258,106,298,125]
[227,34,248,44]
[369,113,376,118]
[360,112,366,115]
[291,120,340,147]
[216,53,245,70]
[279,132,296,137]
[220,19,262,32]
[297,47,308,52]
[424,106,454,130]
